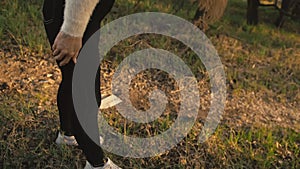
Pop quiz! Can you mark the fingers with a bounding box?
[58,51,79,66]
[53,50,79,66]
[52,41,57,51]
[52,31,61,50]
[59,54,72,66]
[52,49,60,56]
[72,52,78,64]
[54,51,64,61]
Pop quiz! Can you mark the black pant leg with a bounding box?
[42,0,115,166]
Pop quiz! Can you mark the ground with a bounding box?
[0,0,299,168]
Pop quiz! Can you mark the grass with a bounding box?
[0,0,300,168]
[1,98,299,168]
[0,0,48,53]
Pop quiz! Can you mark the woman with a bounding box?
[42,0,121,168]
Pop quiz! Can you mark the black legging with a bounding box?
[43,0,115,166]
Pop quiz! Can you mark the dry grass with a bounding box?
[1,0,300,168]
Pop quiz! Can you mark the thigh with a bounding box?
[42,0,64,46]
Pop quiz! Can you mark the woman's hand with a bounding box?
[52,31,82,66]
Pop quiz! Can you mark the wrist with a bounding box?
[60,20,85,38]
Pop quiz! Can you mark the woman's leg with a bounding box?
[43,0,115,166]
[72,0,115,166]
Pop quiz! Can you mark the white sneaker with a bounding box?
[100,94,122,109]
[84,158,122,169]
[55,132,104,146]
[55,132,78,146]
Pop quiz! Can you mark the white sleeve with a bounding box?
[60,0,100,37]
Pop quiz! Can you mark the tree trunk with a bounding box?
[247,0,260,25]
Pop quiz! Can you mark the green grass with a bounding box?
[1,93,299,168]
[210,0,300,48]
[0,0,47,53]
[1,0,300,168]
